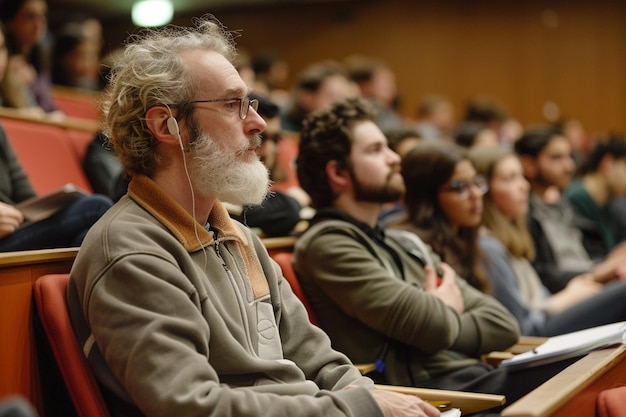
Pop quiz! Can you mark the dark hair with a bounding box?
[463,98,506,123]
[0,0,30,23]
[514,125,562,158]
[579,133,626,175]
[248,92,279,119]
[52,22,87,86]
[384,127,421,154]
[398,141,489,292]
[297,96,376,209]
[454,121,489,148]
[1,0,49,73]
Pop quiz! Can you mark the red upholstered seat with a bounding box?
[2,118,93,194]
[271,251,319,326]
[33,273,111,417]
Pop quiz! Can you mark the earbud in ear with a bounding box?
[167,116,180,137]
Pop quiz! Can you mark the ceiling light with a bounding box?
[132,0,174,27]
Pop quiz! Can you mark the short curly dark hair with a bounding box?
[297,97,376,209]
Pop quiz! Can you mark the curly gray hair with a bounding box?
[101,15,238,177]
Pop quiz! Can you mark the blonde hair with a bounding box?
[469,147,535,260]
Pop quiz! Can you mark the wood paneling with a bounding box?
[192,0,626,135]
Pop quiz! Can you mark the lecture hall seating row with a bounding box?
[1,243,626,416]
[0,107,97,195]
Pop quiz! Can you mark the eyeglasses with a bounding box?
[189,96,259,120]
[440,175,488,199]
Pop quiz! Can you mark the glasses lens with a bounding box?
[240,97,259,120]
[240,97,249,120]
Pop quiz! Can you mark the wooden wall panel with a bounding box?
[63,0,626,134]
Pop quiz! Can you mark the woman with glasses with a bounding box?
[388,141,491,293]
[469,146,626,336]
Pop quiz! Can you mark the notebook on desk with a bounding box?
[499,321,626,370]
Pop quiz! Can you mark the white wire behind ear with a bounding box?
[163,104,207,267]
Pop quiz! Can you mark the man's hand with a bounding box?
[0,202,24,239]
[370,388,440,417]
[424,263,464,315]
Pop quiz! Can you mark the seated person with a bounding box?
[563,134,626,257]
[0,0,60,115]
[514,126,626,293]
[82,131,127,201]
[67,16,437,417]
[0,123,111,251]
[387,141,490,293]
[294,96,573,407]
[0,24,111,251]
[469,146,626,336]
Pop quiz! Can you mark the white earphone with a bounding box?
[165,104,184,151]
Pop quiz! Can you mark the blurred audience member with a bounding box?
[385,127,422,158]
[470,146,626,336]
[463,97,513,147]
[252,52,291,108]
[554,117,590,168]
[0,0,59,114]
[414,94,455,141]
[282,60,356,133]
[52,21,101,90]
[564,133,626,255]
[454,121,499,149]
[515,126,626,293]
[378,127,422,227]
[345,54,404,132]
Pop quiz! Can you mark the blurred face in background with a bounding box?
[534,135,576,191]
[489,154,530,220]
[7,0,47,52]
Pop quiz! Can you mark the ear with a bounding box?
[146,105,181,147]
[325,160,351,191]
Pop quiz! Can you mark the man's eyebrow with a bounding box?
[222,87,249,97]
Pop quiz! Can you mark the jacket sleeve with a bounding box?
[0,124,36,204]
[384,229,519,355]
[299,228,471,355]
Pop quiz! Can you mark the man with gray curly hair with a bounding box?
[67,15,437,417]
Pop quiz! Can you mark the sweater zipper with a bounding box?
[213,239,259,357]
[214,242,229,272]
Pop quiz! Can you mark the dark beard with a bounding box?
[350,170,404,203]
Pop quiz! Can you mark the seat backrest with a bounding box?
[33,273,111,417]
[597,386,626,417]
[271,251,319,326]
[1,117,93,194]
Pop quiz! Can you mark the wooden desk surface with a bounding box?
[377,384,506,415]
[502,344,626,417]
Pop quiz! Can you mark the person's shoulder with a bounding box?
[295,218,364,251]
[478,232,507,256]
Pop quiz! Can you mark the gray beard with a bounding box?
[187,131,270,206]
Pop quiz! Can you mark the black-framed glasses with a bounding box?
[189,96,259,120]
[440,175,488,200]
